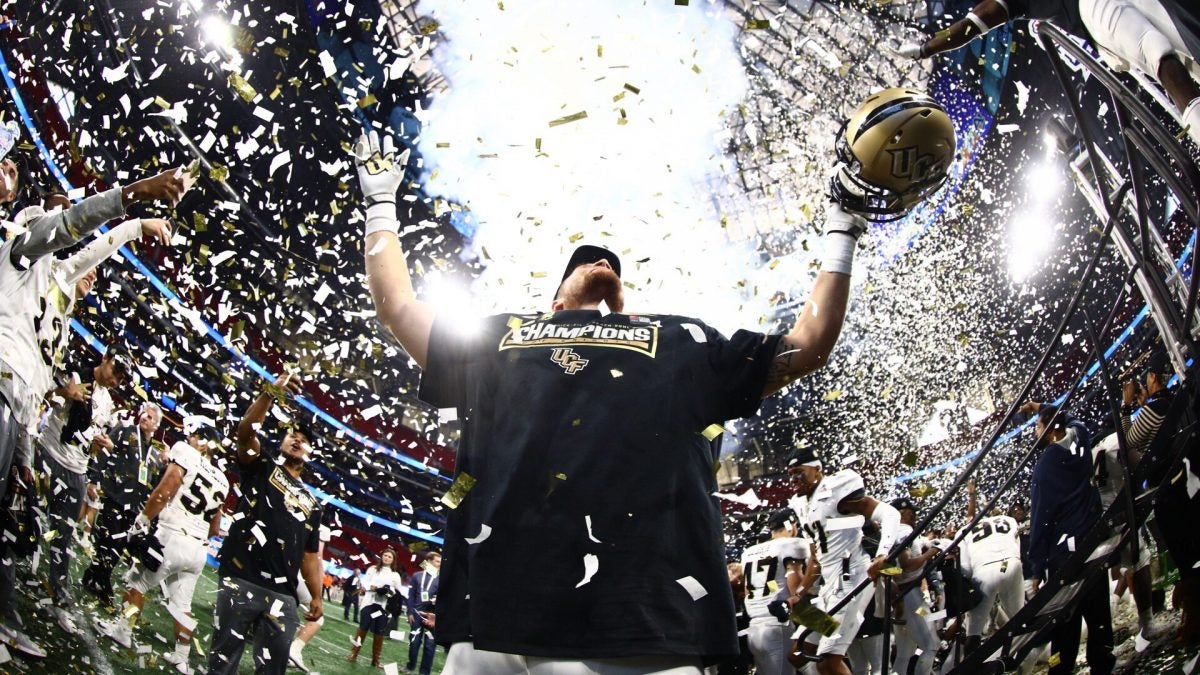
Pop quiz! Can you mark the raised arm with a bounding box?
[141,463,184,520]
[909,0,1011,59]
[8,167,187,265]
[354,132,435,368]
[840,494,901,579]
[55,218,173,286]
[762,204,865,397]
[235,372,301,465]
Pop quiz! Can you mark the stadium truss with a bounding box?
[790,21,1199,671]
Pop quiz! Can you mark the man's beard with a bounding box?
[575,269,625,312]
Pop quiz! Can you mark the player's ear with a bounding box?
[551,298,565,311]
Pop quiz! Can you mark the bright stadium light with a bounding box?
[1008,212,1055,283]
[1026,162,1062,203]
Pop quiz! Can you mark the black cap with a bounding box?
[767,508,795,531]
[1143,348,1173,379]
[784,445,820,469]
[890,497,917,514]
[554,245,621,299]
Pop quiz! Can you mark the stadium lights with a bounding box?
[199,15,242,67]
[1008,211,1054,282]
[1026,162,1062,203]
[1043,116,1077,156]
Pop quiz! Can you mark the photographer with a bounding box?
[347,548,403,666]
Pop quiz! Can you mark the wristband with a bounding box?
[364,200,399,236]
[820,232,857,276]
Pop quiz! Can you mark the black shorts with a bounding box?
[358,603,390,635]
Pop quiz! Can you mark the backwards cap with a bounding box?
[553,245,622,299]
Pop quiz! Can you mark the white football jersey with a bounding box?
[961,515,1020,572]
[740,536,808,624]
[801,470,869,573]
[157,441,230,539]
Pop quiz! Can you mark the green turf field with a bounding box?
[5,554,446,674]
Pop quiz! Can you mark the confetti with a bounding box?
[440,473,477,509]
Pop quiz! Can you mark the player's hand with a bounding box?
[63,381,91,402]
[966,479,976,496]
[824,195,869,241]
[13,465,34,493]
[354,131,409,205]
[417,611,435,628]
[1018,401,1040,416]
[131,513,152,537]
[123,166,191,207]
[1030,577,1041,595]
[139,218,173,245]
[896,42,924,59]
[91,433,114,451]
[306,597,324,622]
[867,555,887,581]
[86,483,99,501]
[265,372,303,400]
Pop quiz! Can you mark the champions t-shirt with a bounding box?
[218,451,322,598]
[419,309,782,659]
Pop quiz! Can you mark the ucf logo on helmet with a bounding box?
[551,348,589,374]
[887,146,946,182]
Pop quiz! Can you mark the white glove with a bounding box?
[821,201,869,276]
[353,131,410,236]
[825,201,869,240]
[131,513,152,538]
[896,42,924,59]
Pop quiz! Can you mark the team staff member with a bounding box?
[354,99,871,670]
[83,401,163,608]
[406,551,440,675]
[206,373,324,675]
[1023,402,1114,675]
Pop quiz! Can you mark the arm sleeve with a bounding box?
[304,506,323,553]
[700,324,784,421]
[871,501,903,555]
[1125,402,1168,455]
[54,218,141,285]
[8,189,125,267]
[418,315,497,409]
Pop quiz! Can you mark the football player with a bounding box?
[740,509,811,675]
[98,418,229,674]
[785,447,901,675]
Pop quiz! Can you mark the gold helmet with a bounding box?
[831,87,956,220]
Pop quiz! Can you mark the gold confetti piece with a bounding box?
[193,637,205,657]
[228,72,257,102]
[909,484,936,498]
[902,451,919,467]
[766,580,778,593]
[1048,653,1061,667]
[549,111,588,127]
[746,19,770,30]
[768,259,779,270]
[440,472,476,509]
[701,424,727,441]
[610,369,623,378]
[879,565,903,576]
[572,418,582,427]
[568,232,584,243]
[209,164,229,183]
[497,0,505,8]
[125,604,141,618]
[790,599,841,636]
[358,93,378,109]
[675,0,689,5]
[915,606,929,616]
[531,271,548,278]
[623,83,640,94]
[822,390,843,401]
[554,472,567,480]
[153,96,170,110]
[691,64,702,74]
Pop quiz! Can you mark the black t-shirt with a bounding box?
[1007,0,1087,38]
[218,453,323,597]
[419,309,781,659]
